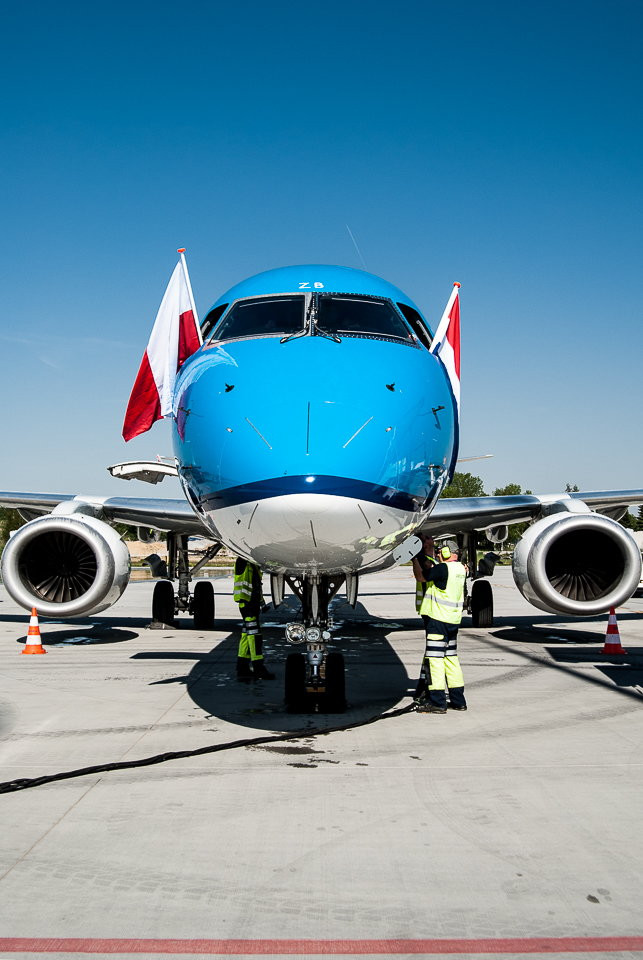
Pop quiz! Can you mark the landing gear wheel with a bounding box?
[192,580,215,629]
[471,579,493,627]
[152,580,175,625]
[323,652,346,713]
[285,653,307,713]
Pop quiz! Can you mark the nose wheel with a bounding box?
[285,650,346,713]
[282,575,348,712]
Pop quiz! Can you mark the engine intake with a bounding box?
[1,515,131,617]
[512,512,641,616]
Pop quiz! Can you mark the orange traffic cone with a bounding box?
[22,608,47,655]
[601,607,627,655]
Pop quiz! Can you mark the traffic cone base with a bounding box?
[22,607,46,655]
[601,607,627,655]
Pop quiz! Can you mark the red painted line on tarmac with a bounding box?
[1,938,643,955]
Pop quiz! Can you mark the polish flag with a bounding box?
[123,254,201,442]
[430,282,461,415]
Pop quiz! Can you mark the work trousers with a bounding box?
[420,615,466,709]
[238,606,264,662]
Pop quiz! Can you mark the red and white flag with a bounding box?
[123,254,201,442]
[430,282,461,415]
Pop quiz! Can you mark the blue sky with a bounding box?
[1,0,641,498]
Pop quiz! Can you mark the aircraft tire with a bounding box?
[323,652,347,713]
[152,580,175,625]
[193,580,215,630]
[470,579,493,627]
[285,652,307,712]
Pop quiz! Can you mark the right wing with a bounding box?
[423,488,643,536]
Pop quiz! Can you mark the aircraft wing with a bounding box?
[423,489,643,537]
[0,492,207,536]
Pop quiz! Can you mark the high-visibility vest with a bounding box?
[233,561,263,606]
[415,554,437,613]
[419,561,467,624]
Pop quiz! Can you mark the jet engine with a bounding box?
[1,514,131,618]
[512,512,641,616]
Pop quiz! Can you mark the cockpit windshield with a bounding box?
[212,296,305,341]
[209,292,415,345]
[317,295,414,343]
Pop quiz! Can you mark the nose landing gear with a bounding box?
[282,575,348,713]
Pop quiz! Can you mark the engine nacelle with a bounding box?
[1,514,131,617]
[512,512,641,616]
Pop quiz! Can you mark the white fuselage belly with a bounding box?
[201,493,422,575]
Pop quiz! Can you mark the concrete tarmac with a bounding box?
[0,568,642,960]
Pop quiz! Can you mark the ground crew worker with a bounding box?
[233,558,274,681]
[411,535,436,699]
[414,539,468,713]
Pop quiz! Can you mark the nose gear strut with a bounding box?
[282,574,350,713]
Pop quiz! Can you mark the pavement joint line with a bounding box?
[0,775,101,885]
[1,936,643,955]
[114,680,195,763]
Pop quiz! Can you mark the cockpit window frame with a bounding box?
[315,292,418,347]
[206,292,311,344]
[206,290,420,349]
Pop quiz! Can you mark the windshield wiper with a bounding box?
[314,325,342,343]
[280,297,311,344]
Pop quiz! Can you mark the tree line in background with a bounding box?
[1,476,642,550]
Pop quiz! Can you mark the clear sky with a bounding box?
[1,0,641,499]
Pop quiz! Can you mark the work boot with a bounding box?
[252,661,275,680]
[236,657,252,681]
[416,702,447,714]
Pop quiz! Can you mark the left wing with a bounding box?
[0,491,206,536]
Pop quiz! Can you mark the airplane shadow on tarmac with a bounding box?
[133,596,418,732]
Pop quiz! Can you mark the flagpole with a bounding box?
[430,281,461,353]
[177,248,203,345]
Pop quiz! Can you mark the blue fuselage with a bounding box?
[171,265,456,574]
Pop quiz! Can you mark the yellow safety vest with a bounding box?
[419,561,467,624]
[415,554,436,613]
[233,561,263,606]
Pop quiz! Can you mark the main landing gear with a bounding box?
[464,532,495,627]
[278,573,356,713]
[150,533,222,629]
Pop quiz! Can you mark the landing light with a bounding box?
[306,626,321,643]
[285,623,306,644]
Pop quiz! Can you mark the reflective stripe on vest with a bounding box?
[419,562,467,624]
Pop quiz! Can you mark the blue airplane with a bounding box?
[2,263,642,710]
